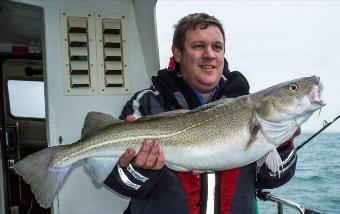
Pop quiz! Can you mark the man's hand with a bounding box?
[290,127,301,140]
[118,115,165,170]
[118,139,165,170]
[278,127,302,149]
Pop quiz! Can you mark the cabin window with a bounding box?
[7,80,45,118]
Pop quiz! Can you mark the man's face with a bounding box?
[172,25,225,94]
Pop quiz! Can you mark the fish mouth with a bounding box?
[309,77,326,107]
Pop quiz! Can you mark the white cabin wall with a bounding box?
[12,0,159,213]
[133,0,160,78]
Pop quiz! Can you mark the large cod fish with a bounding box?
[14,76,325,208]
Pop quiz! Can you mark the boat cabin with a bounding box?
[0,0,159,213]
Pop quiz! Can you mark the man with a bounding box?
[104,13,298,214]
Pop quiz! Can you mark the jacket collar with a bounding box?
[152,58,249,110]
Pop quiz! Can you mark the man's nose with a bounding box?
[203,46,216,59]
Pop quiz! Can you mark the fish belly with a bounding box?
[163,127,276,172]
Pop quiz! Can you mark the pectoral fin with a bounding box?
[84,157,118,183]
[256,149,283,175]
[245,111,261,150]
[165,161,191,172]
[245,123,261,150]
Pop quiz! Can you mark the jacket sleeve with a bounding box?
[255,140,297,189]
[119,86,167,120]
[104,164,163,198]
[104,87,167,197]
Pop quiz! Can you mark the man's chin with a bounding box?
[200,76,220,86]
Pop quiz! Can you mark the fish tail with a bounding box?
[14,146,71,209]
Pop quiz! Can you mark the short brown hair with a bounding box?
[172,13,225,51]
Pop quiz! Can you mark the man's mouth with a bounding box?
[199,65,216,69]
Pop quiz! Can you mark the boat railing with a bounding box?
[257,190,320,214]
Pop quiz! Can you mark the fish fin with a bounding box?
[137,109,190,121]
[82,112,122,139]
[13,146,71,209]
[245,118,261,150]
[188,100,227,114]
[257,149,283,174]
[165,162,191,172]
[138,99,227,122]
[84,157,118,182]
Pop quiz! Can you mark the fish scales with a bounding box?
[59,96,253,168]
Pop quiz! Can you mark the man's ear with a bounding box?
[172,45,181,63]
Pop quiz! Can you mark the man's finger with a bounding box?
[125,115,136,122]
[119,148,136,167]
[144,140,160,168]
[294,127,301,137]
[154,151,165,170]
[133,139,153,167]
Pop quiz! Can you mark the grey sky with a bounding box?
[156,0,340,132]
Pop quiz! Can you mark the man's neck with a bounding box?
[193,88,218,105]
[202,92,212,102]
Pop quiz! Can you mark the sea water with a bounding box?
[258,133,340,214]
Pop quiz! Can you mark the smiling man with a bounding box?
[172,23,225,101]
[104,13,299,214]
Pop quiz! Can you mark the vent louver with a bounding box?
[61,11,97,95]
[61,11,129,95]
[67,17,90,88]
[103,19,123,88]
[97,14,129,95]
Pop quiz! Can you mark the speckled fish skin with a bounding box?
[53,75,324,171]
[14,76,325,209]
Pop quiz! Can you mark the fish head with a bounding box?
[254,76,326,124]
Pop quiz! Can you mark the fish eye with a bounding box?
[289,84,298,91]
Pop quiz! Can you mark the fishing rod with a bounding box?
[295,113,340,151]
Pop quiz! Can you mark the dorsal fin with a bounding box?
[189,102,222,114]
[137,98,230,122]
[136,109,190,122]
[81,112,122,139]
[187,98,234,114]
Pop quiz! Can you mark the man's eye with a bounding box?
[213,44,224,51]
[193,44,204,49]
